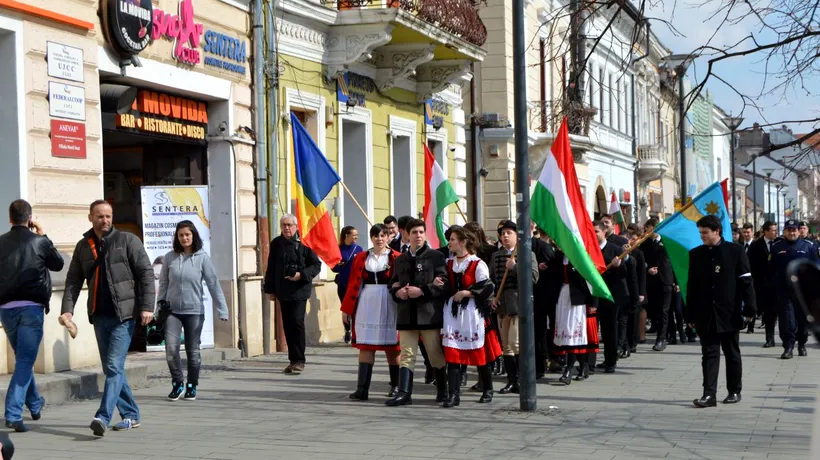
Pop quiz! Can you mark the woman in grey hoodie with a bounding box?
[158,221,229,401]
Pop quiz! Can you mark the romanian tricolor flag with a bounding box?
[290,112,342,267]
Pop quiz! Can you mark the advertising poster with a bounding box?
[140,186,214,349]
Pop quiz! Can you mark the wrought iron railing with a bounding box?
[319,0,487,47]
[529,99,597,136]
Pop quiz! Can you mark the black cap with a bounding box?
[497,220,517,234]
[784,219,799,230]
[799,221,808,227]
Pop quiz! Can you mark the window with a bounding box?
[609,73,615,127]
[599,68,605,124]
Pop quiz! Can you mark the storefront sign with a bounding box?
[114,89,208,144]
[140,186,215,348]
[152,0,204,66]
[203,30,247,75]
[337,73,375,108]
[48,82,86,121]
[101,0,153,57]
[47,42,84,83]
[50,120,87,159]
[424,98,450,126]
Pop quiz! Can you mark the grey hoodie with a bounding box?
[157,249,228,319]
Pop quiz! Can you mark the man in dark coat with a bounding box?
[264,214,322,374]
[621,225,647,356]
[686,215,756,408]
[748,221,778,347]
[532,225,557,379]
[594,221,637,372]
[385,219,452,406]
[641,218,675,351]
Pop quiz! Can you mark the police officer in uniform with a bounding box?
[770,219,820,359]
[798,221,819,257]
[687,215,756,408]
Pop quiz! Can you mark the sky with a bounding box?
[644,0,819,134]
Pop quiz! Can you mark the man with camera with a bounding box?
[0,200,64,432]
[264,214,322,374]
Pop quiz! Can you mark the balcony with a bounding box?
[315,0,487,98]
[528,99,598,165]
[637,144,668,181]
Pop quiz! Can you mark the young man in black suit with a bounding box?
[594,221,637,372]
[747,221,778,347]
[641,218,675,351]
[687,215,756,408]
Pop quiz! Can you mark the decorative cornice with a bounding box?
[374,44,436,92]
[325,25,394,79]
[416,60,471,103]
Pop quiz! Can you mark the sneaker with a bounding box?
[4,420,28,433]
[167,382,184,401]
[113,419,140,431]
[184,383,197,401]
[291,363,305,374]
[283,364,294,374]
[31,396,45,420]
[90,417,107,437]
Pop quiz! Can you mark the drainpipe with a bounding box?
[470,62,482,226]
[252,0,269,273]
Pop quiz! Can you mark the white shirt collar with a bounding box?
[599,240,607,250]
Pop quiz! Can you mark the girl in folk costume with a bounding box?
[341,224,401,401]
[552,251,600,385]
[436,226,500,407]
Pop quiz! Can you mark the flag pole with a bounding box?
[493,243,518,303]
[339,180,373,227]
[454,201,469,223]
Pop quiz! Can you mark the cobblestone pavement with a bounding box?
[9,335,819,460]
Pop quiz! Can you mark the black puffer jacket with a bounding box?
[62,227,155,322]
[0,226,64,312]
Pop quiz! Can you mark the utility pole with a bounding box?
[513,0,535,412]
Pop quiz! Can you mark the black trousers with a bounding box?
[649,284,672,343]
[534,304,549,376]
[700,330,742,398]
[618,305,638,351]
[280,299,307,365]
[668,292,685,338]
[757,289,777,341]
[337,286,351,333]
[598,301,621,367]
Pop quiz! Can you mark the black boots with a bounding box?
[498,355,520,394]
[424,364,436,384]
[434,367,448,403]
[385,368,413,406]
[558,367,572,385]
[349,363,373,401]
[442,363,461,408]
[478,365,494,403]
[575,358,590,381]
[387,364,399,397]
[460,364,468,387]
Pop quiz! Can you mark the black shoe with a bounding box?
[470,382,483,392]
[668,336,678,345]
[183,383,197,401]
[387,364,399,397]
[349,362,373,401]
[558,368,572,386]
[477,365,493,403]
[424,365,435,385]
[679,331,688,344]
[722,393,741,404]
[344,330,352,344]
[693,395,717,408]
[746,325,754,334]
[442,364,461,408]
[498,356,519,394]
[385,368,413,406]
[763,338,775,348]
[434,367,448,403]
[798,345,808,357]
[30,396,45,421]
[575,359,590,381]
[167,382,184,401]
[595,362,607,369]
[604,366,615,374]
[492,357,502,375]
[619,350,630,359]
[781,349,794,359]
[4,420,28,433]
[653,340,667,351]
[629,346,637,353]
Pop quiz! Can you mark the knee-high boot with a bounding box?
[434,366,448,403]
[349,363,373,401]
[499,355,519,394]
[387,364,399,397]
[442,363,461,408]
[385,367,413,406]
[559,354,575,386]
[478,365,494,403]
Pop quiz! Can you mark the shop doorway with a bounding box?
[391,135,414,217]
[341,119,370,240]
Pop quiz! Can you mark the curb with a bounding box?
[0,348,242,407]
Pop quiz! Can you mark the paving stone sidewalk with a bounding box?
[9,335,819,460]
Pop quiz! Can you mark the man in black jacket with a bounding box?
[641,218,675,351]
[385,219,451,406]
[264,214,322,374]
[0,200,64,432]
[62,200,155,436]
[687,215,756,408]
[594,221,637,372]
[532,224,557,379]
[748,221,778,347]
[621,226,647,356]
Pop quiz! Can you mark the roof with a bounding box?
[796,133,820,150]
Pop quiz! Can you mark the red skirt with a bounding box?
[443,321,502,366]
[553,305,599,355]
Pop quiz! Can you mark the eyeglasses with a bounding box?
[282,223,296,228]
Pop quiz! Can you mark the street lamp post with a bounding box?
[663,54,695,205]
[780,188,787,229]
[724,115,744,223]
[764,169,774,223]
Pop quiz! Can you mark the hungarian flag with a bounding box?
[608,191,624,234]
[423,144,459,248]
[531,117,612,301]
[290,113,342,267]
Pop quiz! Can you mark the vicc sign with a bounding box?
[151,0,204,66]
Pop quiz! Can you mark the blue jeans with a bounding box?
[0,306,44,422]
[93,316,139,424]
